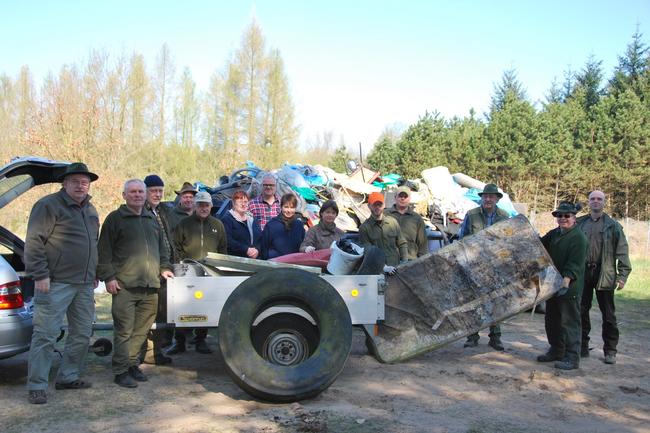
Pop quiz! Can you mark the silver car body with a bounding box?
[0,156,69,359]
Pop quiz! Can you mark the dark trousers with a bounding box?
[545,294,581,364]
[581,265,619,355]
[174,327,208,343]
[467,325,501,341]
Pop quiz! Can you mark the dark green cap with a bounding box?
[57,162,98,182]
[478,183,502,198]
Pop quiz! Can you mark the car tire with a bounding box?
[218,268,352,402]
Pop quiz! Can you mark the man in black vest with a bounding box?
[459,183,510,351]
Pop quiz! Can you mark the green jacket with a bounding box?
[24,189,99,284]
[460,206,510,239]
[174,213,228,260]
[97,205,171,289]
[359,214,407,266]
[385,205,428,259]
[576,213,632,290]
[541,225,588,298]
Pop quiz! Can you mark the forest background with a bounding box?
[0,21,648,242]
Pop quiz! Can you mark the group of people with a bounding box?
[22,165,350,403]
[22,162,631,405]
[451,184,631,371]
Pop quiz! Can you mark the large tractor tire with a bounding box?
[218,268,352,402]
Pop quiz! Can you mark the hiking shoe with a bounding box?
[537,352,562,362]
[604,353,617,364]
[114,372,138,388]
[463,338,479,348]
[554,360,579,370]
[581,346,590,358]
[488,337,504,351]
[55,379,92,390]
[28,390,47,404]
[195,339,213,354]
[166,341,186,355]
[128,365,148,382]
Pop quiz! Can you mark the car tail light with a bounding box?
[0,280,24,309]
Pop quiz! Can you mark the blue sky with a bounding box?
[2,1,648,153]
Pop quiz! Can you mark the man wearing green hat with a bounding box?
[538,201,587,370]
[459,183,510,351]
[25,162,100,404]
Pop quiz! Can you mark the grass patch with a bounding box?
[618,257,649,301]
[614,258,650,331]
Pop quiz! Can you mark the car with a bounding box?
[0,157,69,359]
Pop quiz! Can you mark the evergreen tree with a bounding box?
[329,143,352,173]
[489,69,526,115]
[609,28,649,99]
[573,55,604,114]
[367,129,400,173]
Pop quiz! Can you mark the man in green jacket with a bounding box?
[359,191,407,274]
[385,186,428,260]
[98,179,173,388]
[459,183,510,351]
[539,202,588,370]
[25,163,99,405]
[167,191,227,355]
[577,190,632,365]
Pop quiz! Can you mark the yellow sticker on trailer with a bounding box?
[179,315,208,322]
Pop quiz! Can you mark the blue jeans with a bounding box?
[27,282,95,391]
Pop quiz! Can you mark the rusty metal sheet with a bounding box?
[366,215,562,363]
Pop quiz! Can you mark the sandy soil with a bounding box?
[1,296,648,433]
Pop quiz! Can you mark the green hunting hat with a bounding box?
[551,201,581,217]
[175,182,197,195]
[57,162,98,182]
[478,183,503,198]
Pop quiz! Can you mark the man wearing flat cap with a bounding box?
[359,191,407,275]
[138,174,178,366]
[459,183,510,351]
[25,162,100,404]
[385,186,428,260]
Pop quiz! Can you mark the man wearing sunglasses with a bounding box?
[576,190,631,365]
[250,175,281,231]
[459,183,510,351]
[538,202,587,370]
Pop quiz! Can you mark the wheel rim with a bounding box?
[263,329,309,366]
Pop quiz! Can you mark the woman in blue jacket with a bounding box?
[261,193,305,259]
[221,190,262,258]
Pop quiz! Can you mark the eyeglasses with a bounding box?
[263,184,276,188]
[556,213,573,219]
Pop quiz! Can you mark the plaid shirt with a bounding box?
[249,195,281,230]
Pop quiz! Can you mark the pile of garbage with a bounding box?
[195,162,518,239]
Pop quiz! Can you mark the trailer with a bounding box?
[164,215,563,402]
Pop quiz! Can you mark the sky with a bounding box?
[2,0,649,154]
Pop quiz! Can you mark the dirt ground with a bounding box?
[1,292,649,433]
